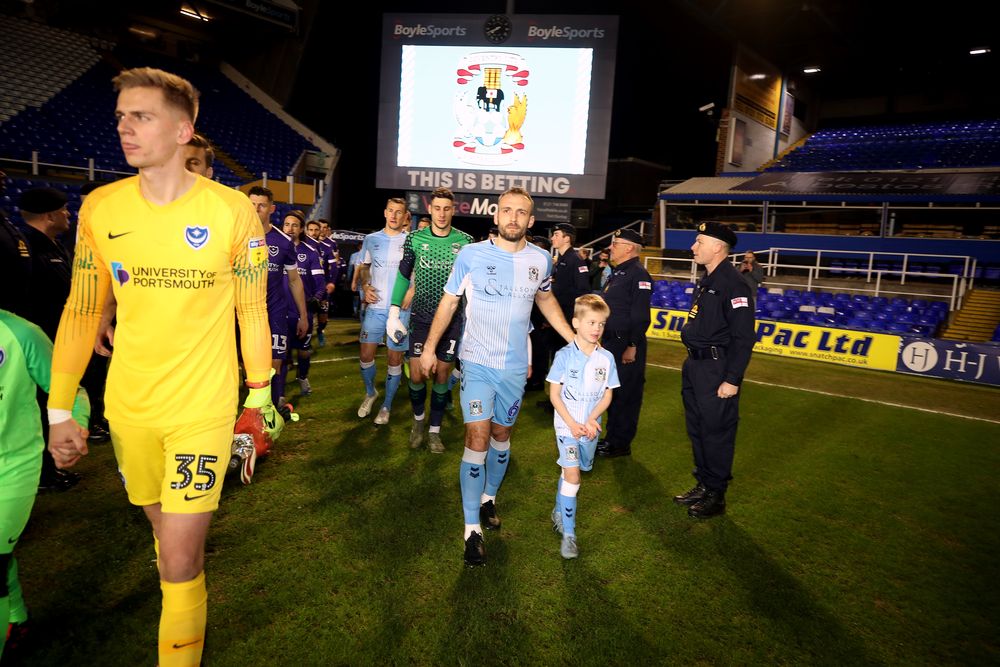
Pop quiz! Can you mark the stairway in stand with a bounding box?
[939,288,1000,341]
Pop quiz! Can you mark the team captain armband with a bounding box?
[248,237,268,267]
[731,296,749,308]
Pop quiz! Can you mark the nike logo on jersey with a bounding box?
[7,536,18,544]
[108,231,134,239]
[184,492,209,501]
[172,639,202,649]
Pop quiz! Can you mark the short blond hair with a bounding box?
[112,67,199,121]
[499,186,534,213]
[574,294,610,321]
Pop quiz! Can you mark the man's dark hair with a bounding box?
[187,133,215,165]
[248,185,273,202]
[430,187,454,202]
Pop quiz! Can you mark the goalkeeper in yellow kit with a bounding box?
[46,67,277,666]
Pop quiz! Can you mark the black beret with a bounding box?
[697,221,737,248]
[19,187,67,214]
[613,228,643,245]
[551,222,576,237]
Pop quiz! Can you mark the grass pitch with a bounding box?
[7,319,999,665]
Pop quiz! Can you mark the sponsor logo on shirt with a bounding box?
[184,226,210,250]
[578,265,588,273]
[638,281,651,290]
[117,265,217,289]
[248,238,267,267]
[111,261,130,286]
[731,296,749,309]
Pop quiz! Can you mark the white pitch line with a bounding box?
[307,354,997,425]
[311,355,359,364]
[647,362,1000,425]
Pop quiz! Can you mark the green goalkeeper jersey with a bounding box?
[0,310,89,499]
[391,226,474,325]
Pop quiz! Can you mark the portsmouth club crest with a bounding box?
[453,52,529,167]
[185,226,210,250]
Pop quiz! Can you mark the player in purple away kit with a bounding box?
[247,186,308,406]
[283,211,325,395]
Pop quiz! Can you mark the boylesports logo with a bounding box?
[392,22,467,39]
[111,261,130,286]
[185,226,210,250]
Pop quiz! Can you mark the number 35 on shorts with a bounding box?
[170,454,219,491]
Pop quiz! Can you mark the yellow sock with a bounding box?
[158,572,207,667]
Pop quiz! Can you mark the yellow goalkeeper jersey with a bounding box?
[50,175,271,426]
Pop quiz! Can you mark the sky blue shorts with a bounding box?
[556,434,599,472]
[460,360,527,426]
[360,307,410,351]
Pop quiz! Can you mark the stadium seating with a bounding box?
[0,19,323,193]
[768,119,1000,172]
[752,287,949,337]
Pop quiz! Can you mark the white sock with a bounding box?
[481,493,496,504]
[464,524,482,540]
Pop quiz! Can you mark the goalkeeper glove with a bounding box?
[386,305,408,344]
[241,377,284,445]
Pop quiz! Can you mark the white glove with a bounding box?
[386,305,408,343]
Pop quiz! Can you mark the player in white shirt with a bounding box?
[546,294,620,559]
[420,187,575,567]
[357,198,410,424]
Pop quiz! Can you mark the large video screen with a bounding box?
[377,14,618,200]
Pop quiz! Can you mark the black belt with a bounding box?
[687,346,724,360]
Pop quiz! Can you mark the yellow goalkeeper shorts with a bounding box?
[109,415,234,513]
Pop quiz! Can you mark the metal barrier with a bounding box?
[642,255,963,309]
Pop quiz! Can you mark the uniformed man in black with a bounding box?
[596,228,652,458]
[0,169,34,317]
[16,187,83,491]
[18,188,73,339]
[673,222,755,518]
